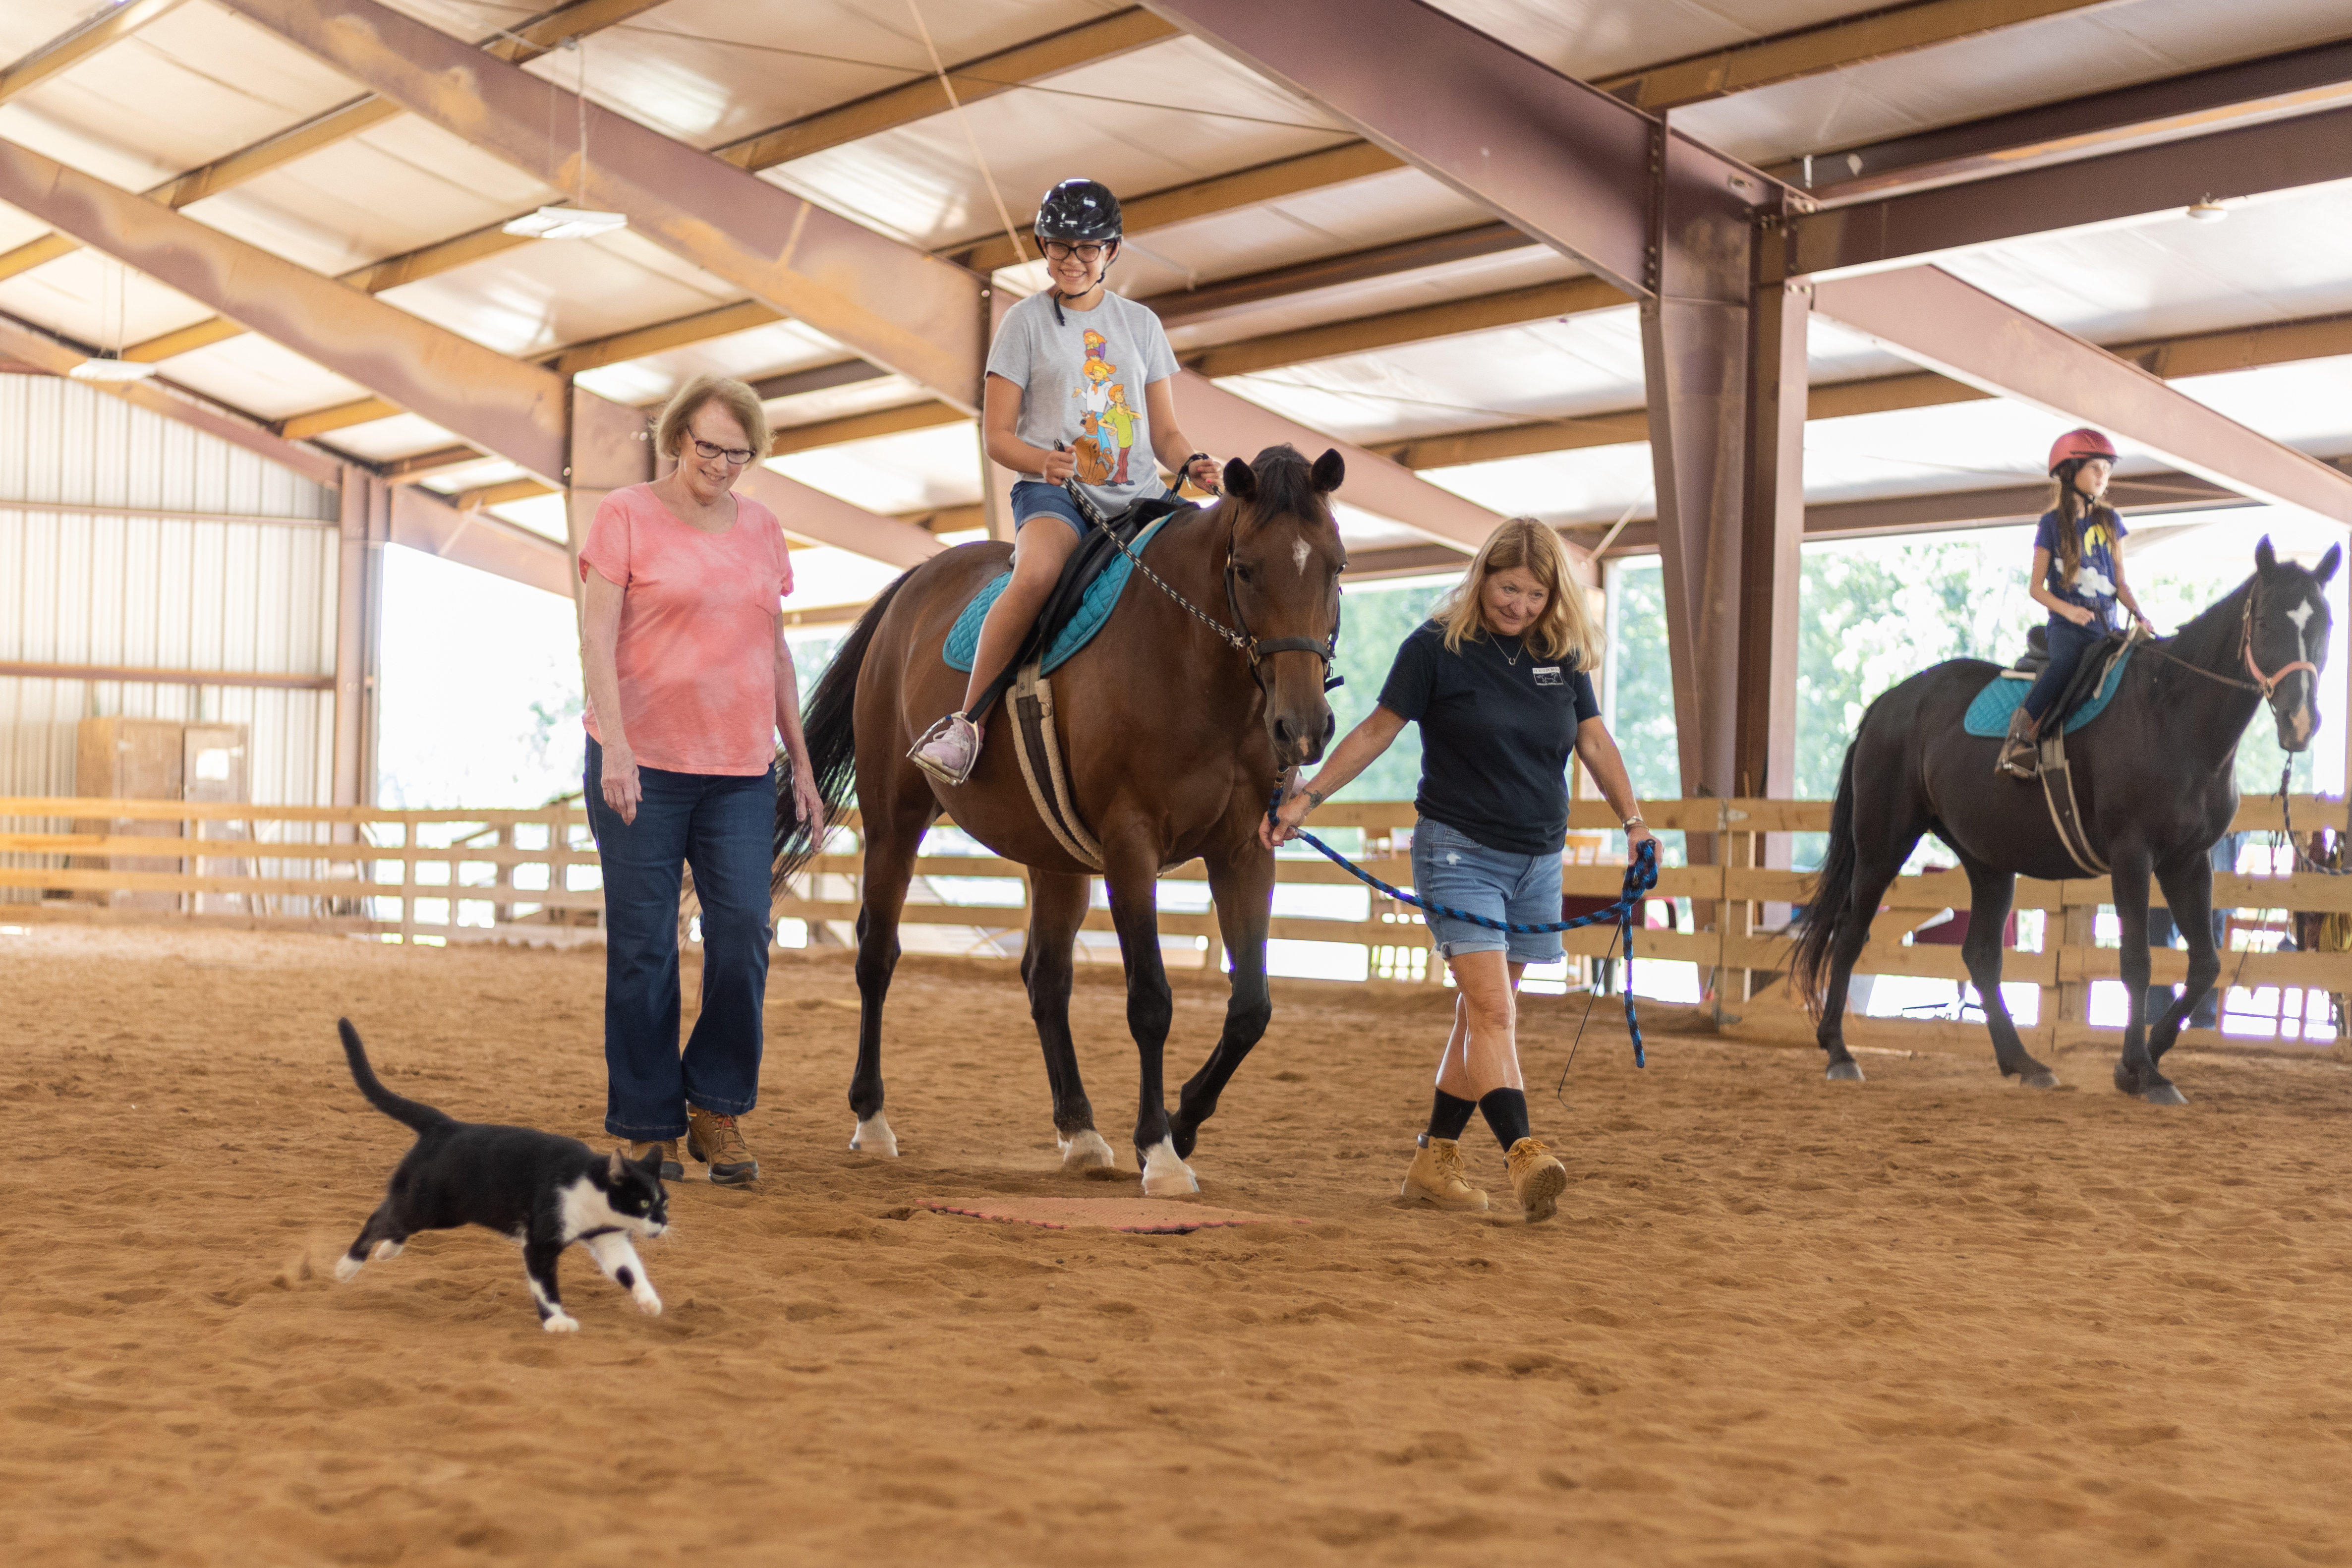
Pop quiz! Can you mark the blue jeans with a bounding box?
[2022,613,2107,722]
[584,736,773,1140]
[1409,817,1564,965]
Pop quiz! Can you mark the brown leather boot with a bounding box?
[1505,1136,1569,1223]
[685,1107,759,1186]
[624,1140,682,1181]
[1400,1135,1489,1211]
[1995,707,2039,779]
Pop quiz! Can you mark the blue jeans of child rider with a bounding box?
[1409,817,1565,966]
[584,736,773,1140]
[2021,613,2108,724]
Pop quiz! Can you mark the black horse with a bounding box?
[1792,538,2339,1104]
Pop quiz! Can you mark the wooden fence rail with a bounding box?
[5,794,2349,1049]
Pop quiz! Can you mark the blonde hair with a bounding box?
[1432,517,1598,671]
[655,374,771,463]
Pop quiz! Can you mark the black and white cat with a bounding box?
[332,1019,669,1333]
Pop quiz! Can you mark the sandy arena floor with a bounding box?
[4,922,2351,1566]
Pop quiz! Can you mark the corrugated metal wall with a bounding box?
[0,375,339,810]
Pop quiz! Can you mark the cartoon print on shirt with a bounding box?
[1102,384,1138,484]
[2070,518,2120,602]
[1071,329,1121,486]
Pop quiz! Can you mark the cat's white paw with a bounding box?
[541,1311,581,1334]
[634,1289,663,1317]
[334,1255,363,1282]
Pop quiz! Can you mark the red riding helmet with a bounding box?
[2048,427,2120,474]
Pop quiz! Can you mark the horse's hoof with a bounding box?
[2141,1083,2189,1107]
[2018,1070,2062,1091]
[1825,1060,1865,1083]
[1138,1137,1199,1198]
[1169,1117,1200,1161]
[849,1112,899,1157]
[1057,1128,1116,1172]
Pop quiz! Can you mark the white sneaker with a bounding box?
[908,712,982,784]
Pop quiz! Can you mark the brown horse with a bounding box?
[774,446,1347,1194]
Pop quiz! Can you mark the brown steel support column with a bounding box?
[332,466,383,812]
[565,389,654,620]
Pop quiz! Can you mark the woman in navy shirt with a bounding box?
[1998,427,2148,777]
[1264,517,1652,1223]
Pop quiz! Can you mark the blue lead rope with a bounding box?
[1267,791,1663,1065]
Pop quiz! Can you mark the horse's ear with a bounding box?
[1310,448,1345,495]
[1222,458,1256,501]
[2255,535,2279,574]
[2318,544,2342,585]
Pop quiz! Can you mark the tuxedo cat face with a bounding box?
[581,1147,671,1238]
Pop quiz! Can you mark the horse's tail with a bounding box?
[773,567,918,885]
[1789,739,1862,1020]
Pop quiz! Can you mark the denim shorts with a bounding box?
[1010,480,1086,534]
[1409,817,1563,965]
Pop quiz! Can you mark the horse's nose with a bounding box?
[1271,713,1298,753]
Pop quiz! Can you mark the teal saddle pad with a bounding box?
[943,515,1172,675]
[1962,644,2135,737]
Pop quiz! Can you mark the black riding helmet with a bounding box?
[1036,179,1121,324]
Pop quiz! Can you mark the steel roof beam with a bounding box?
[215,0,987,412]
[388,484,574,598]
[1809,265,2352,524]
[731,469,943,571]
[0,311,339,485]
[1772,33,2352,203]
[0,135,574,482]
[1783,100,2352,278]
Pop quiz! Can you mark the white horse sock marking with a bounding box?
[1058,1128,1117,1171]
[1139,1137,1198,1197]
[850,1111,899,1158]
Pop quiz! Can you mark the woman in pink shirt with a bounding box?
[579,374,824,1188]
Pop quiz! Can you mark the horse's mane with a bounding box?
[1247,444,1324,523]
[2160,572,2255,672]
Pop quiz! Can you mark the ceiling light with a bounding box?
[2186,196,2230,223]
[502,205,628,240]
[68,356,156,383]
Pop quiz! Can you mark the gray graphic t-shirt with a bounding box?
[985,289,1180,519]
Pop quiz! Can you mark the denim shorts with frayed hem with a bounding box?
[1409,816,1564,966]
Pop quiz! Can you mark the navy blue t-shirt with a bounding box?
[2035,505,2127,630]
[1377,621,1601,857]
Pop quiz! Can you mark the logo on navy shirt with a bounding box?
[1532,665,1563,687]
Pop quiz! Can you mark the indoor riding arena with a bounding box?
[6,2,2352,1565]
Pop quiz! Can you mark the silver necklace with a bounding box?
[1497,634,1523,667]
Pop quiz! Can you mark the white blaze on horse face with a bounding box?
[1292,537,1311,577]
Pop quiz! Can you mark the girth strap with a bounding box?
[2036,726,2109,877]
[1009,661,1103,873]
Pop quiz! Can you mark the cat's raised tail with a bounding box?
[338,1019,456,1135]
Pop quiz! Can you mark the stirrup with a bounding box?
[908,711,981,785]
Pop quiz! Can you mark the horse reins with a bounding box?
[1059,472,1343,692]
[2138,593,2317,702]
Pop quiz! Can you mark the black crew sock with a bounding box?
[1425,1091,1476,1143]
[1478,1088,1531,1153]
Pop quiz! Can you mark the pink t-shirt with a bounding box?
[580,484,793,775]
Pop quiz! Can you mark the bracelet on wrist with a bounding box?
[1620,815,1644,829]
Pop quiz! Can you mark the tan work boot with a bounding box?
[1505,1136,1569,1223]
[1995,707,2039,780]
[1400,1135,1489,1211]
[625,1140,682,1181]
[685,1106,759,1186]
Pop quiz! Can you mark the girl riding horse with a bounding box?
[1997,427,2150,777]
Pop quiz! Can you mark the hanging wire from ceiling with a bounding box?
[904,0,1029,270]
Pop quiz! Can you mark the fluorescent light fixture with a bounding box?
[68,356,157,383]
[502,206,629,240]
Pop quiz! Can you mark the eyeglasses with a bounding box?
[1040,241,1109,263]
[690,438,754,465]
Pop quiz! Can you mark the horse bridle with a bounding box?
[1063,476,1344,692]
[2143,586,2319,713]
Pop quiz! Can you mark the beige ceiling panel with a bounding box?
[0,249,215,350]
[2,0,372,186]
[139,330,372,419]
[762,371,933,428]
[309,409,462,462]
[1428,0,1869,82]
[1157,245,1581,348]
[765,35,1342,250]
[770,419,983,516]
[1674,0,2352,166]
[0,5,105,62]
[375,229,743,358]
[573,318,855,407]
[186,116,561,277]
